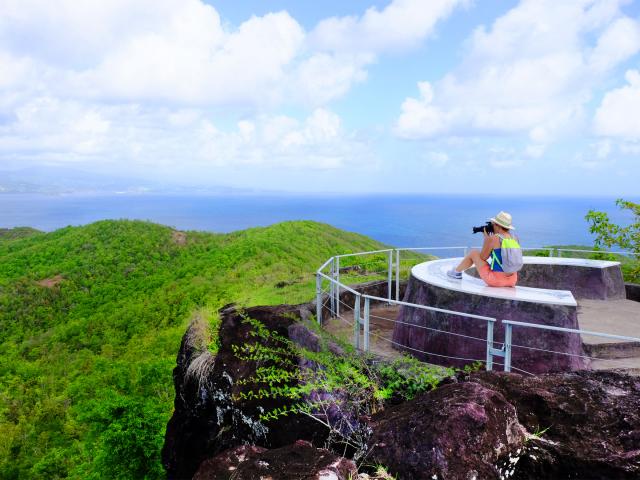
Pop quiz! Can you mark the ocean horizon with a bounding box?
[0,192,636,251]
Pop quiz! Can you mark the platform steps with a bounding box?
[583,341,640,359]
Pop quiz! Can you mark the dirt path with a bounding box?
[323,304,403,360]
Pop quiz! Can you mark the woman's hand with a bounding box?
[482,227,492,239]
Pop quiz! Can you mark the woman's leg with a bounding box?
[455,249,489,272]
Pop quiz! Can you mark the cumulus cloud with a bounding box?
[0,0,462,108]
[0,0,463,179]
[309,0,466,54]
[0,97,368,174]
[0,1,306,106]
[395,0,640,144]
[594,69,640,139]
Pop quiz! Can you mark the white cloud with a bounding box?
[593,69,640,139]
[0,0,462,108]
[424,151,450,167]
[0,0,462,177]
[0,97,111,160]
[309,0,466,54]
[290,52,372,106]
[588,16,640,73]
[525,144,546,158]
[594,139,612,159]
[572,139,617,170]
[77,10,305,106]
[619,142,640,154]
[0,98,368,173]
[395,0,640,142]
[489,159,523,169]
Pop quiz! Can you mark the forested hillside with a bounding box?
[0,220,384,479]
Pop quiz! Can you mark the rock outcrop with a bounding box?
[473,370,640,479]
[162,303,328,479]
[369,381,527,479]
[368,370,640,479]
[193,440,357,480]
[164,301,640,480]
[627,283,640,302]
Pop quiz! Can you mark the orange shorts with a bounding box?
[478,263,518,287]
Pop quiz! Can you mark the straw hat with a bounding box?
[489,211,515,230]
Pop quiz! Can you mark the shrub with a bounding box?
[586,199,640,282]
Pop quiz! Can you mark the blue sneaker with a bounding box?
[447,269,462,279]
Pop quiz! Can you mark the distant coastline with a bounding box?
[1,193,635,249]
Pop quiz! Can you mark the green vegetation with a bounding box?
[586,199,640,283]
[4,204,634,479]
[233,316,450,463]
[0,226,41,241]
[0,220,384,479]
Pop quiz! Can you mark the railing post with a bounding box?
[504,323,512,372]
[387,250,392,304]
[363,296,370,352]
[395,249,400,301]
[463,247,468,257]
[557,249,562,258]
[316,273,322,325]
[486,321,494,371]
[354,293,361,349]
[329,259,335,316]
[335,256,340,316]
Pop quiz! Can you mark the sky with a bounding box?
[0,0,639,195]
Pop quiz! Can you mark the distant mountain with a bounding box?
[0,166,262,195]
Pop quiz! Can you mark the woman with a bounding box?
[447,211,520,287]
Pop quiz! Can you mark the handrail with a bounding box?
[363,293,496,323]
[317,257,334,273]
[316,271,360,295]
[556,248,635,256]
[316,245,637,374]
[335,248,394,259]
[502,320,640,343]
[395,246,469,252]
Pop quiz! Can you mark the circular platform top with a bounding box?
[411,257,581,307]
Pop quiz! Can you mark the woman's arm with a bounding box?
[480,229,495,260]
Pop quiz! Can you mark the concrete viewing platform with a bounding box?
[393,256,633,374]
[411,257,578,307]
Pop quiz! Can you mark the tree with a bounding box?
[586,199,640,282]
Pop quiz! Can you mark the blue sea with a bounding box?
[0,193,635,251]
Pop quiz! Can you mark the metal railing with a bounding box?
[502,320,640,373]
[315,245,639,375]
[555,248,637,258]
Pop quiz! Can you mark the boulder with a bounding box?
[193,440,357,480]
[162,303,329,479]
[368,381,527,479]
[626,283,640,302]
[472,370,640,479]
[368,370,640,480]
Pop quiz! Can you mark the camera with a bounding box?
[472,221,494,234]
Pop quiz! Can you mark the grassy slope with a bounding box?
[0,220,384,479]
